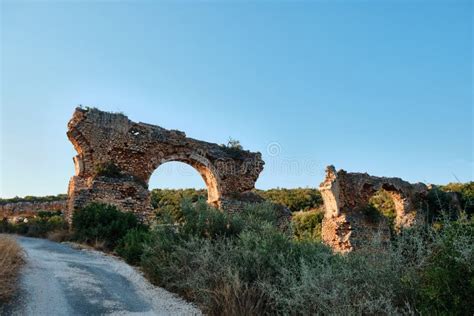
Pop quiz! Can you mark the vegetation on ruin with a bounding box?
[92,162,149,188]
[219,137,247,158]
[77,105,126,116]
[94,162,124,179]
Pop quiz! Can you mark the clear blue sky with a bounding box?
[1,0,472,198]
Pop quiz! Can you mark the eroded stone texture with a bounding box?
[0,200,67,219]
[320,165,428,252]
[66,107,264,222]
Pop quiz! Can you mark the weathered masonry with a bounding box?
[319,165,428,252]
[66,107,264,222]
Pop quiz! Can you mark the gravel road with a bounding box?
[5,236,200,315]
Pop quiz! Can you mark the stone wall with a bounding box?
[66,107,265,222]
[0,200,67,218]
[319,165,428,252]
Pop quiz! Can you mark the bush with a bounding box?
[441,182,474,216]
[424,186,459,221]
[416,215,474,314]
[369,189,397,230]
[72,203,141,249]
[0,218,13,234]
[151,189,207,222]
[291,208,324,240]
[139,201,474,315]
[115,228,151,265]
[24,216,67,237]
[149,188,323,222]
[174,200,245,240]
[256,188,323,213]
[141,202,332,315]
[1,214,68,238]
[37,210,62,219]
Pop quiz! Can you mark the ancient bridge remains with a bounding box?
[65,107,430,253]
[66,107,264,222]
[319,166,428,252]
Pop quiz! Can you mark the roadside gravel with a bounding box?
[5,236,201,315]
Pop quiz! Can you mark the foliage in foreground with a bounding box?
[62,200,474,314]
[2,182,473,314]
[115,227,151,265]
[136,201,474,315]
[72,203,141,250]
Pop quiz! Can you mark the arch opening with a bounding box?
[367,189,398,234]
[148,159,222,220]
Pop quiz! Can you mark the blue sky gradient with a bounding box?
[1,0,472,198]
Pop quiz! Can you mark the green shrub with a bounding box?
[441,182,474,216]
[115,228,151,265]
[2,215,68,237]
[139,201,474,315]
[151,188,207,222]
[0,219,10,233]
[72,203,140,249]
[291,208,324,240]
[256,188,323,212]
[24,216,67,237]
[417,215,474,314]
[12,223,29,235]
[141,202,332,315]
[37,210,62,219]
[424,186,459,221]
[369,189,397,230]
[176,200,245,240]
[149,188,322,222]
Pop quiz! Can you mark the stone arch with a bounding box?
[319,165,428,252]
[66,107,265,222]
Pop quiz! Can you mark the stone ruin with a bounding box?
[66,107,264,222]
[319,165,428,252]
[65,107,433,253]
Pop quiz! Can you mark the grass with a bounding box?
[0,235,24,305]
